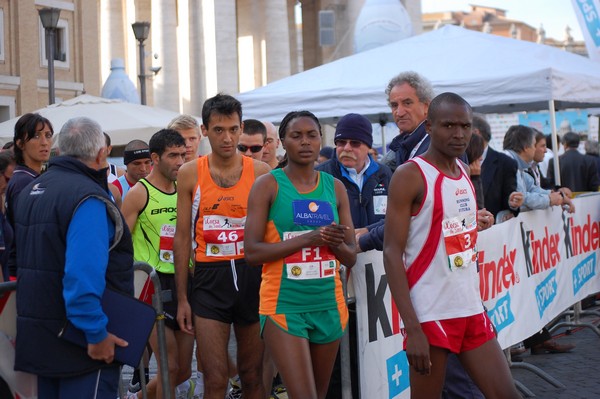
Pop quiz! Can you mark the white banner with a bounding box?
[351,194,600,399]
[571,0,600,61]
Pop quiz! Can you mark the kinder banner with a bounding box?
[352,194,600,399]
[571,0,600,61]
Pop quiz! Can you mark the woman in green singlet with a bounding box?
[244,111,356,399]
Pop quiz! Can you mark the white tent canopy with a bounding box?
[237,25,600,123]
[0,94,187,146]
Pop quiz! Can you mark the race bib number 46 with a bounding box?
[203,215,245,257]
[283,231,337,280]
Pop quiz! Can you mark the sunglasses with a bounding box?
[335,139,363,148]
[237,144,263,153]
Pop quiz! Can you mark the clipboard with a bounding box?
[58,288,156,367]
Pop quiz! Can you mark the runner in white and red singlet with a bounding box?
[383,92,520,399]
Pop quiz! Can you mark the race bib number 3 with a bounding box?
[203,215,245,257]
[159,224,175,263]
[442,214,478,271]
[283,231,337,280]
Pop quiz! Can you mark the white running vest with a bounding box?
[404,157,484,323]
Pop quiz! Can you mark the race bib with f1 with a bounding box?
[283,231,337,280]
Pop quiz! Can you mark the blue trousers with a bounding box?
[442,354,484,399]
[38,365,120,399]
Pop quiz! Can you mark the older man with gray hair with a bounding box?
[13,117,134,399]
[381,71,435,170]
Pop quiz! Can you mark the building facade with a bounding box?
[422,5,587,56]
[0,0,100,121]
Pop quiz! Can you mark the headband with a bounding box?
[123,148,151,165]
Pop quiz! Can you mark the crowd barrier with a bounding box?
[349,194,600,399]
[120,262,171,399]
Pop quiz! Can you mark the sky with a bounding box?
[421,0,584,41]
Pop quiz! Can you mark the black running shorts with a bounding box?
[191,259,262,325]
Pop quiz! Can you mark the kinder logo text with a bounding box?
[572,253,596,295]
[478,246,518,302]
[535,269,557,318]
[520,223,560,278]
[566,214,600,258]
[364,263,401,343]
[486,293,514,333]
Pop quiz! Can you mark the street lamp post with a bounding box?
[38,7,61,105]
[132,22,150,105]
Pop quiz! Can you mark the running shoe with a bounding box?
[271,384,288,399]
[225,376,243,399]
[128,368,149,393]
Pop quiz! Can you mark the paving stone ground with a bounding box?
[510,305,600,399]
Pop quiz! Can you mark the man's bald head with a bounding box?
[261,120,280,168]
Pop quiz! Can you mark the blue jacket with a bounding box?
[14,156,134,377]
[316,154,392,228]
[505,150,551,212]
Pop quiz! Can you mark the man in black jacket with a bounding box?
[381,71,434,170]
[547,131,600,192]
[474,114,521,221]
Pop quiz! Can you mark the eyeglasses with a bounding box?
[237,144,263,153]
[335,139,363,148]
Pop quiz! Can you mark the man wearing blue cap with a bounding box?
[316,113,392,399]
[317,113,392,229]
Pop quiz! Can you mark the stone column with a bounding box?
[212,0,238,95]
[152,0,180,110]
[264,0,292,83]
[300,0,322,70]
[188,0,206,114]
[100,0,127,84]
[287,0,300,74]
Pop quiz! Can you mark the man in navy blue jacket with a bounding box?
[316,113,392,229]
[13,117,133,399]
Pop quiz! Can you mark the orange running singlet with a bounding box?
[192,156,255,263]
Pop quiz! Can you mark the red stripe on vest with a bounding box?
[406,174,444,288]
